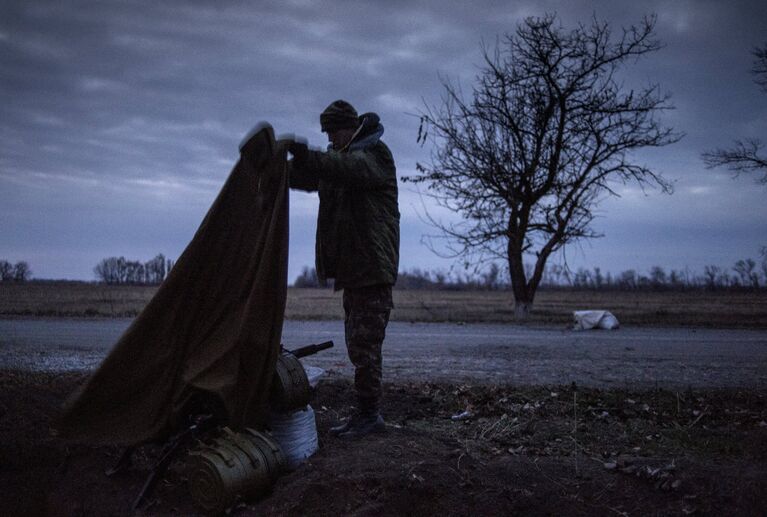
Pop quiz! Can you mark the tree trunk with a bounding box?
[509,267,537,319]
[514,300,533,319]
[507,236,535,320]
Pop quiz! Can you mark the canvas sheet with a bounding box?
[57,125,289,445]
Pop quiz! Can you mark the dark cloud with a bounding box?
[1,0,766,280]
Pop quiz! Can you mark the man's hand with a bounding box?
[288,140,309,165]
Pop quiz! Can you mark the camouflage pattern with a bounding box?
[342,284,393,412]
[288,111,399,414]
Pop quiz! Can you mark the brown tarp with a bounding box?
[56,125,289,445]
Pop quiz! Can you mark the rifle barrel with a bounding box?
[288,340,334,358]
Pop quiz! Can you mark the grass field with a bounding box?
[1,281,765,328]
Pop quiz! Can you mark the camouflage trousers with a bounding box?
[342,284,393,414]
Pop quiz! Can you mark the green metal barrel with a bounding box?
[270,352,311,412]
[186,427,285,513]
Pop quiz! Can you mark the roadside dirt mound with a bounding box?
[1,370,765,515]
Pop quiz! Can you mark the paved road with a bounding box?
[1,318,766,388]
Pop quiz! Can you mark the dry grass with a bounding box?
[288,287,767,328]
[1,282,765,328]
[0,282,158,317]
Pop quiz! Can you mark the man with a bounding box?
[288,100,399,439]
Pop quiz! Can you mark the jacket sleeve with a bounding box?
[287,160,319,192]
[302,146,393,189]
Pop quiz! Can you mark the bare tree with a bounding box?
[546,264,567,286]
[733,258,760,288]
[573,268,593,288]
[94,257,121,284]
[593,267,604,289]
[649,265,667,289]
[12,261,31,282]
[481,262,502,290]
[703,44,767,185]
[754,45,767,91]
[703,265,719,289]
[144,254,166,284]
[127,261,144,283]
[0,260,12,282]
[117,257,128,284]
[761,247,767,282]
[668,269,684,288]
[407,14,680,317]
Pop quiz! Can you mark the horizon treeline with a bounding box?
[0,260,32,282]
[293,255,767,291]
[93,254,174,285]
[3,254,766,290]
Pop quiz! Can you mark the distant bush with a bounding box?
[292,267,335,289]
[293,267,321,288]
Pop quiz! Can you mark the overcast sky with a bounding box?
[1,0,766,282]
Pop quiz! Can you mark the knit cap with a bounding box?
[320,100,359,132]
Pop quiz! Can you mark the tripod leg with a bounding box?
[105,446,134,477]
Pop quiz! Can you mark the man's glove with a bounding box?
[288,140,309,165]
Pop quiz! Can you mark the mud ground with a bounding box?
[1,370,766,516]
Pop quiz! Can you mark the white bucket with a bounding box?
[268,405,319,470]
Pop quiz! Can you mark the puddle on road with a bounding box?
[0,353,101,373]
[34,355,101,372]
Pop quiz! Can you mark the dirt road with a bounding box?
[1,318,765,388]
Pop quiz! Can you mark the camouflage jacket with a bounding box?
[290,125,399,290]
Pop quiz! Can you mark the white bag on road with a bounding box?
[573,310,620,330]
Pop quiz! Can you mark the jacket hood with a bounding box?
[349,112,384,151]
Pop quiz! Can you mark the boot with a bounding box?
[329,414,358,436]
[337,411,385,439]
